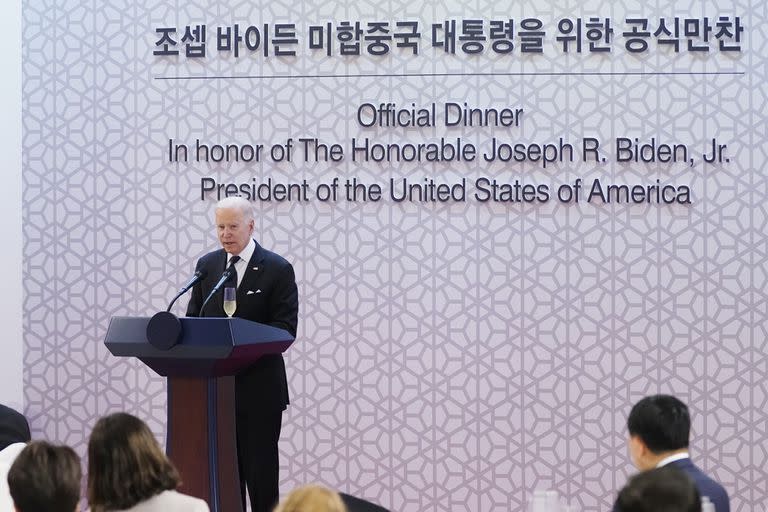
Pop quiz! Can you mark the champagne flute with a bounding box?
[223,287,237,317]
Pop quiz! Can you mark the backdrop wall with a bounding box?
[1,0,23,410]
[22,1,767,511]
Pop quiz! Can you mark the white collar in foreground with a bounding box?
[656,452,690,468]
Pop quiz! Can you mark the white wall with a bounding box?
[0,0,24,410]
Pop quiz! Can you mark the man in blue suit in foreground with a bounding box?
[613,395,729,512]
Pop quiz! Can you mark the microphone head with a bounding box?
[196,269,208,279]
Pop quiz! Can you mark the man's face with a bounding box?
[215,207,254,255]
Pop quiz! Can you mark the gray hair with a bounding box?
[215,196,254,221]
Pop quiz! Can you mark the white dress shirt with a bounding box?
[656,451,690,467]
[227,238,255,289]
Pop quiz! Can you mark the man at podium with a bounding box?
[186,196,299,512]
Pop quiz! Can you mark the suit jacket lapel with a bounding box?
[237,240,266,303]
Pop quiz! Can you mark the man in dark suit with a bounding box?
[186,196,298,512]
[0,404,30,452]
[613,395,729,512]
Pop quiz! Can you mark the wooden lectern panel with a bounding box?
[167,376,242,512]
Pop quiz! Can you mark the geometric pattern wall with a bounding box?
[22,1,767,511]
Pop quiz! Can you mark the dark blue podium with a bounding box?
[104,316,294,512]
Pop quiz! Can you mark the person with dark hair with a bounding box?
[0,404,32,511]
[617,466,701,512]
[87,412,208,512]
[613,395,730,512]
[7,440,81,512]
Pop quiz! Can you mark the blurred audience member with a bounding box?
[0,405,30,453]
[7,440,81,512]
[613,395,729,512]
[0,404,31,511]
[617,466,701,512]
[274,484,347,512]
[87,412,208,512]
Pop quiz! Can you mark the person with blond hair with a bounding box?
[87,412,208,512]
[273,485,347,512]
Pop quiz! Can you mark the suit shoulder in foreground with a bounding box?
[670,459,730,512]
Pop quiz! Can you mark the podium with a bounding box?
[104,316,295,512]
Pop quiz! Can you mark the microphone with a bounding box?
[179,269,207,294]
[166,269,208,312]
[199,263,237,315]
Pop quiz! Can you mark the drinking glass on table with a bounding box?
[223,287,236,317]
